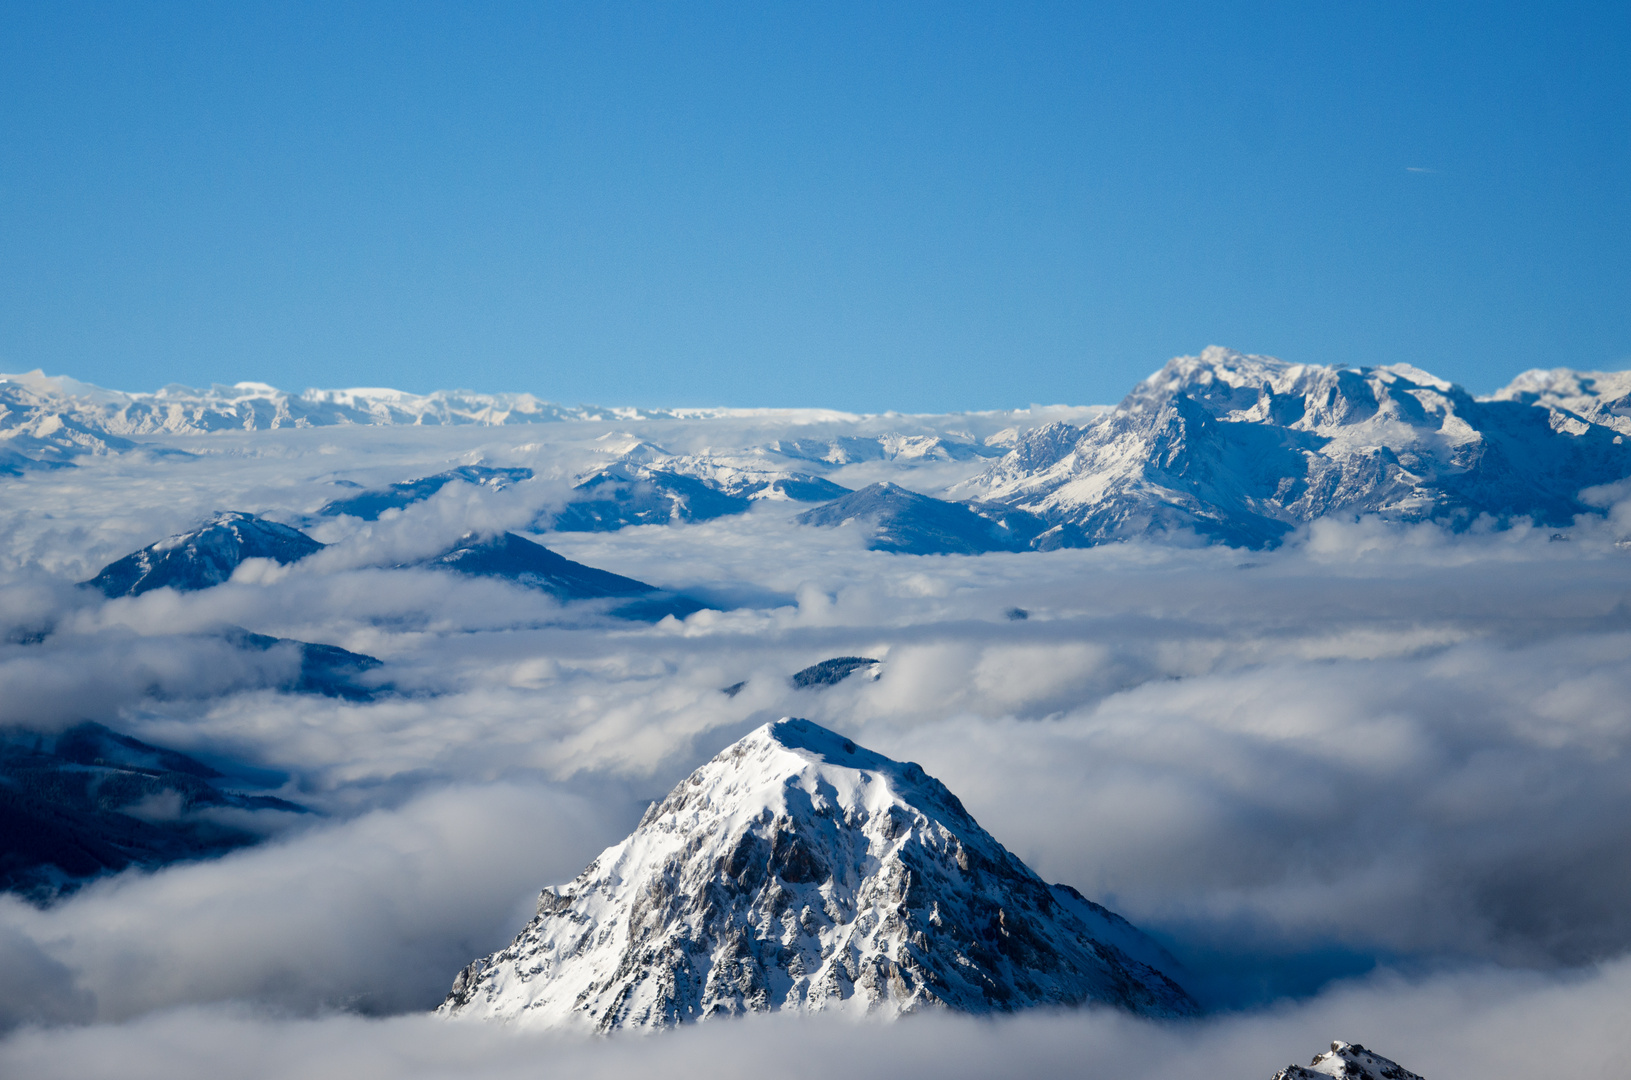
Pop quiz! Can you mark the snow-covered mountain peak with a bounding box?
[1271,1040,1426,1080]
[632,717,971,836]
[438,717,1194,1031]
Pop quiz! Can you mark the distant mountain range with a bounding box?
[0,369,739,448]
[14,348,1631,550]
[440,718,1195,1029]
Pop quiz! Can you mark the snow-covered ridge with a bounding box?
[439,718,1194,1031]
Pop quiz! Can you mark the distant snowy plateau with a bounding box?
[5,348,1631,1077]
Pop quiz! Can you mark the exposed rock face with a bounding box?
[438,718,1195,1031]
[84,512,324,597]
[1272,1041,1425,1080]
[957,347,1631,548]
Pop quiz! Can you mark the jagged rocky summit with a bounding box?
[439,718,1195,1031]
[1272,1041,1425,1080]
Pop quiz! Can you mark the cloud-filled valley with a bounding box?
[4,353,1631,1076]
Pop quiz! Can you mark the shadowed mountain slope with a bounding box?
[796,482,1042,555]
[0,722,306,904]
[410,532,705,621]
[84,513,324,597]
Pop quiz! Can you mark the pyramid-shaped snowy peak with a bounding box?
[439,718,1195,1031]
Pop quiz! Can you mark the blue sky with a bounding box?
[1,1,1627,411]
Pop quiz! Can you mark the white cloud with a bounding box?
[4,416,1631,1070]
[3,958,1629,1079]
[0,783,617,1024]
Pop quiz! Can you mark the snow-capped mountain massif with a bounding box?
[956,347,1631,548]
[439,718,1195,1031]
[1271,1041,1426,1080]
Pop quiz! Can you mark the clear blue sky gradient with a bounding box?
[2,2,1627,410]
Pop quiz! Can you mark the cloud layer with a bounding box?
[3,416,1630,1074]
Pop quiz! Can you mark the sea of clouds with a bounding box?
[2,416,1630,1077]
